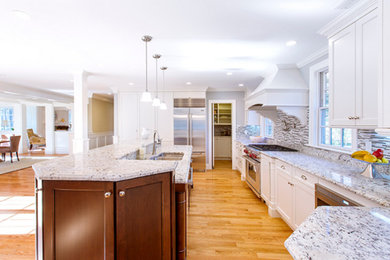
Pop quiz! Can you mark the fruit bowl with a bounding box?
[351,158,390,179]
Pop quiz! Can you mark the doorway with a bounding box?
[208,101,236,169]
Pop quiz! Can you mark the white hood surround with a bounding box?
[245,64,309,125]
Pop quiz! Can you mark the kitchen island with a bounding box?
[33,141,192,260]
[285,206,390,260]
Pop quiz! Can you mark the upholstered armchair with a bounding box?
[0,135,21,163]
[26,129,46,150]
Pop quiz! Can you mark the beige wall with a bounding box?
[88,97,114,133]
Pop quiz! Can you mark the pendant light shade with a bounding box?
[141,35,152,102]
[160,66,168,110]
[140,91,152,102]
[152,54,161,106]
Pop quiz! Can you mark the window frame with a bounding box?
[0,106,15,132]
[308,59,357,152]
[261,116,274,138]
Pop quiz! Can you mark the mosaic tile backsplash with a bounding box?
[254,109,390,174]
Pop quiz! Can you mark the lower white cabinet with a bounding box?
[260,155,272,204]
[275,164,294,225]
[293,179,315,228]
[274,160,317,230]
[214,136,232,159]
[233,141,245,180]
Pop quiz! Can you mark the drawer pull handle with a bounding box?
[281,165,286,170]
[354,116,360,120]
[301,175,307,180]
[348,116,353,120]
[288,182,294,186]
[119,191,126,197]
[104,192,112,198]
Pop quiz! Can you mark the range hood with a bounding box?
[246,65,309,125]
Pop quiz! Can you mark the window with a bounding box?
[318,71,352,149]
[0,107,14,131]
[263,118,274,138]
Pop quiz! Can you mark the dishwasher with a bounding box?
[315,184,362,207]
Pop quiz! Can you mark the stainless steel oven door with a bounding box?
[244,156,261,198]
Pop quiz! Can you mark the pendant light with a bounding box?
[159,66,168,110]
[140,35,153,102]
[152,54,161,107]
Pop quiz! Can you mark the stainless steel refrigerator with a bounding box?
[174,98,206,172]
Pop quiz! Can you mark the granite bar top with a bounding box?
[259,151,390,207]
[33,141,192,183]
[285,206,390,260]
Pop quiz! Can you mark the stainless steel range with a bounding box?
[243,144,297,198]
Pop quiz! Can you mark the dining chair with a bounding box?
[0,135,21,163]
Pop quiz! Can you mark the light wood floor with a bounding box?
[187,160,293,260]
[0,158,292,259]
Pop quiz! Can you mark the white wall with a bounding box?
[299,54,328,85]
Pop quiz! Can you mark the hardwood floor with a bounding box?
[188,160,293,259]
[0,158,292,259]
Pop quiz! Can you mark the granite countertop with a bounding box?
[285,206,390,260]
[259,151,390,207]
[33,141,192,183]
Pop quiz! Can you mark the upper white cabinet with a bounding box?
[328,9,379,128]
[377,0,390,135]
[157,92,174,143]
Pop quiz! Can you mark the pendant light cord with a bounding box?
[145,40,148,92]
[155,58,158,98]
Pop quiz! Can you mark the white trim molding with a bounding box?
[318,0,378,37]
[297,47,328,69]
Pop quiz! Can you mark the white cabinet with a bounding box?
[139,97,156,131]
[214,136,232,159]
[328,9,379,128]
[293,179,315,228]
[157,92,174,143]
[377,0,390,136]
[275,161,294,225]
[118,92,139,141]
[274,160,317,230]
[233,141,245,179]
[260,155,272,203]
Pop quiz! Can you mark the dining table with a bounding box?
[0,139,10,162]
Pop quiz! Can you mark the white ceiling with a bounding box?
[0,0,348,96]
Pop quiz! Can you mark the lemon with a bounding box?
[383,158,389,164]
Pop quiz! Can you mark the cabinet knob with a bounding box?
[301,175,307,180]
[104,192,112,198]
[354,116,360,120]
[288,182,294,186]
[281,165,286,170]
[119,191,126,197]
[348,116,353,120]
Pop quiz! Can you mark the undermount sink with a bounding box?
[150,152,184,161]
[122,151,184,161]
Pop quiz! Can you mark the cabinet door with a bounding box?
[293,180,315,228]
[116,172,173,260]
[260,157,271,203]
[275,170,294,225]
[118,92,139,141]
[42,181,115,260]
[355,10,379,127]
[329,24,357,127]
[139,93,157,133]
[157,92,174,143]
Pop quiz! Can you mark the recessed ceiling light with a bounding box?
[238,83,244,87]
[226,72,233,76]
[286,40,297,47]
[186,82,192,85]
[12,10,31,20]
[128,82,134,86]
[3,91,18,95]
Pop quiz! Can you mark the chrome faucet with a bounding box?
[152,130,162,155]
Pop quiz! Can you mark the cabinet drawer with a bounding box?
[275,160,292,176]
[293,169,318,188]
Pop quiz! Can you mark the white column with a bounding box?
[112,88,119,144]
[72,70,89,153]
[14,103,28,154]
[45,104,55,154]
